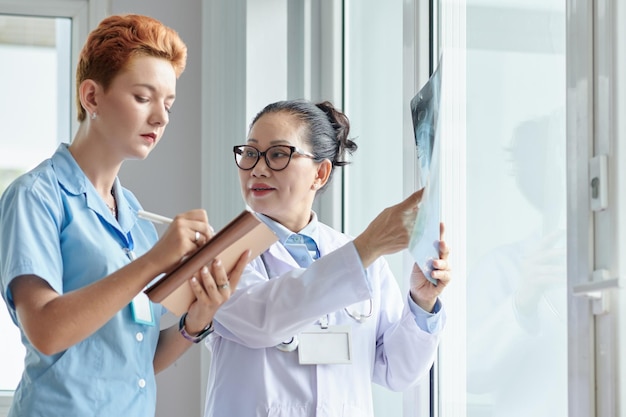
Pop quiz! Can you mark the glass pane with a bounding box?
[343,1,411,415]
[0,14,71,392]
[464,1,567,416]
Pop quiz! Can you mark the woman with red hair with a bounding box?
[0,14,245,416]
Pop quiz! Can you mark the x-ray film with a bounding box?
[409,59,442,285]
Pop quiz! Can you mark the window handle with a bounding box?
[572,269,622,315]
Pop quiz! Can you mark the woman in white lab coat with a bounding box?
[204,99,451,417]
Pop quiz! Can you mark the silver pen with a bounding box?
[137,210,173,224]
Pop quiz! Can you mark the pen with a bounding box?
[137,210,173,224]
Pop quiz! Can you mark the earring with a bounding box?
[91,112,97,120]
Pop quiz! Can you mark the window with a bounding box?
[459,1,567,416]
[344,1,567,416]
[0,13,71,414]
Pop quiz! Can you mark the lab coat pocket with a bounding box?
[266,405,311,417]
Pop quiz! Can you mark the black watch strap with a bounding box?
[178,312,214,343]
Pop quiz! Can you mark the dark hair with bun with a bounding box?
[249,99,357,189]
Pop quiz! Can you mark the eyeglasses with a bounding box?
[233,144,316,171]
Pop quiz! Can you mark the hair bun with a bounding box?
[316,101,357,166]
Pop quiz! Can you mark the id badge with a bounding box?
[130,292,155,326]
[298,325,352,365]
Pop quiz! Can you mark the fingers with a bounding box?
[199,252,249,295]
[190,266,212,293]
[187,221,213,247]
[150,209,221,278]
[206,259,230,297]
[402,188,425,209]
[169,209,215,247]
[432,222,451,275]
[211,259,232,293]
[430,266,451,286]
[431,242,451,287]
[200,250,250,297]
[190,219,217,246]
[439,240,450,260]
[190,260,231,303]
[437,222,450,260]
[401,188,426,234]
[186,257,242,335]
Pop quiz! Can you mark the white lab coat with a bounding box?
[204,222,442,417]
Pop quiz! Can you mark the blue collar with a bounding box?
[256,212,321,266]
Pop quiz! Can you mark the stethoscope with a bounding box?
[275,300,373,352]
[345,298,374,323]
[274,299,373,352]
[260,249,374,352]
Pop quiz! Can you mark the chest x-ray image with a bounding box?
[409,58,442,285]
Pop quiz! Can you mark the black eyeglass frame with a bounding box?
[233,144,316,171]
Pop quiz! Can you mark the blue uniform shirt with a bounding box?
[0,143,164,416]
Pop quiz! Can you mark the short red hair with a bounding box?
[75,14,187,121]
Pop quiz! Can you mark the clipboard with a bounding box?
[144,210,278,315]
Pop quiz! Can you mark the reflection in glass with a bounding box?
[464,2,567,416]
[467,110,567,416]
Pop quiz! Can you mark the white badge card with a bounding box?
[298,325,352,365]
[130,292,155,326]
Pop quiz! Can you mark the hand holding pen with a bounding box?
[136,208,245,332]
[140,209,212,269]
[138,210,216,239]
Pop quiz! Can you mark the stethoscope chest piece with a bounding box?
[275,336,299,352]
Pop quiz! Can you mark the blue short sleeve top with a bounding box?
[0,143,164,416]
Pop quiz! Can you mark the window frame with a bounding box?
[0,0,108,136]
[567,0,626,414]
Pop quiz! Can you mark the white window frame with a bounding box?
[565,1,595,414]
[431,0,467,415]
[567,0,626,414]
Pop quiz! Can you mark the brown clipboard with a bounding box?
[144,210,277,315]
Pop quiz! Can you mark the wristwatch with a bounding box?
[178,312,214,343]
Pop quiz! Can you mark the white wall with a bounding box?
[111,1,208,416]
